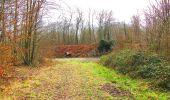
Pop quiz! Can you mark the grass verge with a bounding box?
[69,60,170,100]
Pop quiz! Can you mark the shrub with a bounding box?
[98,40,115,54]
[137,63,170,90]
[100,53,115,66]
[100,49,170,90]
[131,52,146,66]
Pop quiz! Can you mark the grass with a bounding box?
[100,49,170,90]
[0,60,113,99]
[69,60,170,100]
[0,60,170,99]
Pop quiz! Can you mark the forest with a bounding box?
[0,0,170,99]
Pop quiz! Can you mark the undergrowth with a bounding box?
[100,49,170,91]
[70,61,170,99]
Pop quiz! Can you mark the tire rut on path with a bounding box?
[54,64,83,99]
[53,63,108,100]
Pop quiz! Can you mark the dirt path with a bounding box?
[55,58,99,62]
[1,59,169,99]
[53,62,108,99]
[0,59,116,100]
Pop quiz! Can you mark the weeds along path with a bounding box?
[0,59,170,99]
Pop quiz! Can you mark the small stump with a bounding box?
[65,52,72,57]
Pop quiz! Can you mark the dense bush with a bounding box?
[97,40,115,54]
[100,49,170,90]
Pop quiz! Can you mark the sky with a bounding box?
[45,0,153,23]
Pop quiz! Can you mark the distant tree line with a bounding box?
[0,0,170,66]
[42,9,125,45]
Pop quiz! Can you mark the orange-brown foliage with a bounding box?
[0,43,13,66]
[0,66,4,77]
[55,44,97,57]
[0,43,14,77]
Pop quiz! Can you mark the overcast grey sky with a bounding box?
[45,0,153,23]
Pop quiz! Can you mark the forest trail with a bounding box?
[0,59,132,100]
[1,59,169,99]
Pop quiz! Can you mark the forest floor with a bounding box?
[0,58,170,99]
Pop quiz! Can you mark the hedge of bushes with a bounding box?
[97,40,115,54]
[100,49,170,90]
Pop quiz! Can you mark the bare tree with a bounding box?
[131,15,141,43]
[0,0,6,42]
[75,8,83,44]
[97,10,114,41]
[144,0,170,55]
